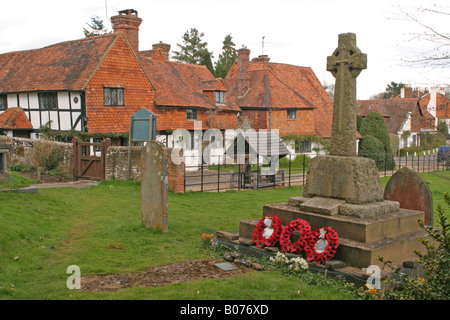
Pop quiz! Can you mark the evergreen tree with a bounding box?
[83,15,110,37]
[215,34,237,78]
[359,111,392,153]
[359,111,395,170]
[173,28,215,74]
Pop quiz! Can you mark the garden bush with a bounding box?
[358,135,396,170]
[359,111,392,153]
[31,140,63,174]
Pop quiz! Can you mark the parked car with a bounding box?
[437,146,450,164]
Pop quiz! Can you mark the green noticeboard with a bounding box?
[129,108,157,142]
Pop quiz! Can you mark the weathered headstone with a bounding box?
[0,140,12,175]
[384,167,434,226]
[141,141,169,232]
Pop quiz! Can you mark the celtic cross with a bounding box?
[326,33,367,156]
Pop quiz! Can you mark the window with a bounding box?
[287,109,297,119]
[39,92,58,110]
[295,140,311,153]
[186,109,198,121]
[103,88,124,106]
[214,91,225,104]
[0,94,6,110]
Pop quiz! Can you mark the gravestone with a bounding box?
[0,140,12,177]
[384,167,434,226]
[141,141,169,232]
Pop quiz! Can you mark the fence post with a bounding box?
[302,154,306,185]
[102,138,111,180]
[72,136,80,181]
[184,161,186,193]
[288,154,292,187]
[217,156,220,192]
[256,156,259,190]
[238,161,241,191]
[201,160,204,192]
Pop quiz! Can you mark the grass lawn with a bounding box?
[0,170,448,300]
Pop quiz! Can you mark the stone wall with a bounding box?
[105,146,144,181]
[105,146,185,193]
[1,136,73,177]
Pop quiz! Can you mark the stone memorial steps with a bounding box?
[237,199,427,268]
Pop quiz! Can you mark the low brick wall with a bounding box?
[1,136,73,177]
[105,146,185,193]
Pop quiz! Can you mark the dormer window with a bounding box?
[214,91,225,104]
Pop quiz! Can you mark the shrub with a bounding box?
[31,140,63,174]
[390,134,399,155]
[359,135,395,170]
[399,146,423,156]
[360,111,392,153]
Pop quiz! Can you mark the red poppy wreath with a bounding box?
[279,219,311,253]
[253,215,283,247]
[305,226,339,264]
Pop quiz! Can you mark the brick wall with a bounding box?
[271,109,315,136]
[105,145,185,193]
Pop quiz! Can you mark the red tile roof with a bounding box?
[0,33,121,93]
[420,92,450,119]
[139,56,239,112]
[225,61,333,137]
[357,99,419,133]
[0,107,33,130]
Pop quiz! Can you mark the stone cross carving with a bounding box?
[327,33,367,156]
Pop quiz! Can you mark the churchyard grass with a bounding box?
[0,171,448,300]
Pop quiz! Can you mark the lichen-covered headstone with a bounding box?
[384,167,433,226]
[141,141,169,232]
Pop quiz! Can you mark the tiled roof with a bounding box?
[0,33,119,93]
[356,99,419,134]
[0,107,33,130]
[139,56,239,112]
[420,92,450,119]
[225,61,333,137]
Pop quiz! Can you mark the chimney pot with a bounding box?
[252,55,270,63]
[111,9,142,53]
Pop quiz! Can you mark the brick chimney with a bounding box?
[152,41,171,60]
[111,9,142,53]
[252,55,270,63]
[401,84,413,99]
[237,46,251,98]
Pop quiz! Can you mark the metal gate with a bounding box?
[72,137,111,180]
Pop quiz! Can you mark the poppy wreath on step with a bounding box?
[279,219,311,253]
[252,215,283,247]
[305,226,339,264]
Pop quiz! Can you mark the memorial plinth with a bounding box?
[232,33,427,272]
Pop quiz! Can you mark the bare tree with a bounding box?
[393,3,449,68]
